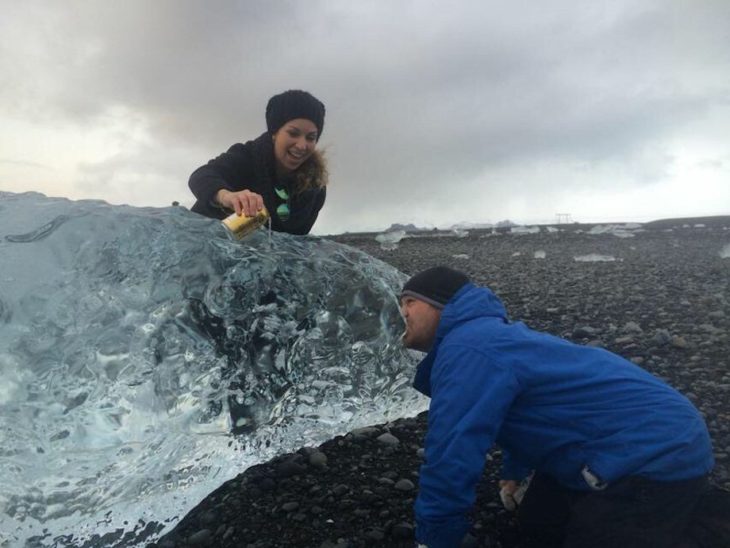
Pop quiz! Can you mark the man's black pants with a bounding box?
[517,472,710,548]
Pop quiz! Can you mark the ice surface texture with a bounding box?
[0,192,424,546]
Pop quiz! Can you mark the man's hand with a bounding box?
[216,189,264,217]
[499,479,528,511]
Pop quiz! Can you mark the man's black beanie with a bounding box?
[266,90,326,139]
[401,266,470,309]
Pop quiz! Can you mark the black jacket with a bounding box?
[188,132,326,235]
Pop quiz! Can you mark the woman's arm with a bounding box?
[189,143,263,218]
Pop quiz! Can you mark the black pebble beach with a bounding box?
[151,217,730,548]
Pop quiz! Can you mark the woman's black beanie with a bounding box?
[266,90,326,138]
[400,266,471,309]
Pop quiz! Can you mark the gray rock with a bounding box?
[376,432,400,446]
[573,326,597,338]
[364,528,385,541]
[394,479,415,491]
[332,484,349,496]
[391,522,414,540]
[652,329,672,346]
[277,459,306,477]
[309,450,328,468]
[187,529,213,545]
[351,426,379,437]
[622,321,643,333]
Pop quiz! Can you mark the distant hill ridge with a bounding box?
[381,215,730,234]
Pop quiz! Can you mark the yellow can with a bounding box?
[221,207,270,240]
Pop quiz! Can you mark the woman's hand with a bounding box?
[216,189,264,217]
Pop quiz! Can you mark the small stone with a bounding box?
[332,484,349,496]
[391,522,414,540]
[187,529,213,545]
[394,479,415,491]
[622,321,643,334]
[376,432,400,446]
[309,451,328,468]
[277,460,306,478]
[652,329,672,346]
[364,528,385,541]
[573,326,597,339]
[351,426,379,437]
[461,533,479,547]
[282,501,300,512]
[199,510,217,525]
[258,478,275,491]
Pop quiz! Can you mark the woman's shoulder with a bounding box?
[223,132,269,154]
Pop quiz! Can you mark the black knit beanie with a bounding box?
[266,90,325,139]
[401,266,470,309]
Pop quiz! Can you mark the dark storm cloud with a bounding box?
[2,0,729,230]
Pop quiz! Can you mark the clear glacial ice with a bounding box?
[0,192,425,547]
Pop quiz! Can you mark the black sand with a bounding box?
[150,219,730,548]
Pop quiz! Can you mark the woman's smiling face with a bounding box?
[272,118,319,173]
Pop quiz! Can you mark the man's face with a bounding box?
[399,296,441,352]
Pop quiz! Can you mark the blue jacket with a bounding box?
[413,284,714,548]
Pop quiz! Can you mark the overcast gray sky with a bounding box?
[1,0,728,234]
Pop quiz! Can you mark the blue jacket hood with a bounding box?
[438,283,508,335]
[413,284,507,397]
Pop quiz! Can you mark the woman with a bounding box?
[189,90,328,235]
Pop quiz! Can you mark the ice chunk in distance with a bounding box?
[573,253,619,262]
[375,229,407,250]
[0,191,425,547]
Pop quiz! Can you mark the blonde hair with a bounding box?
[293,149,328,193]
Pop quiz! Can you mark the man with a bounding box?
[399,266,716,548]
